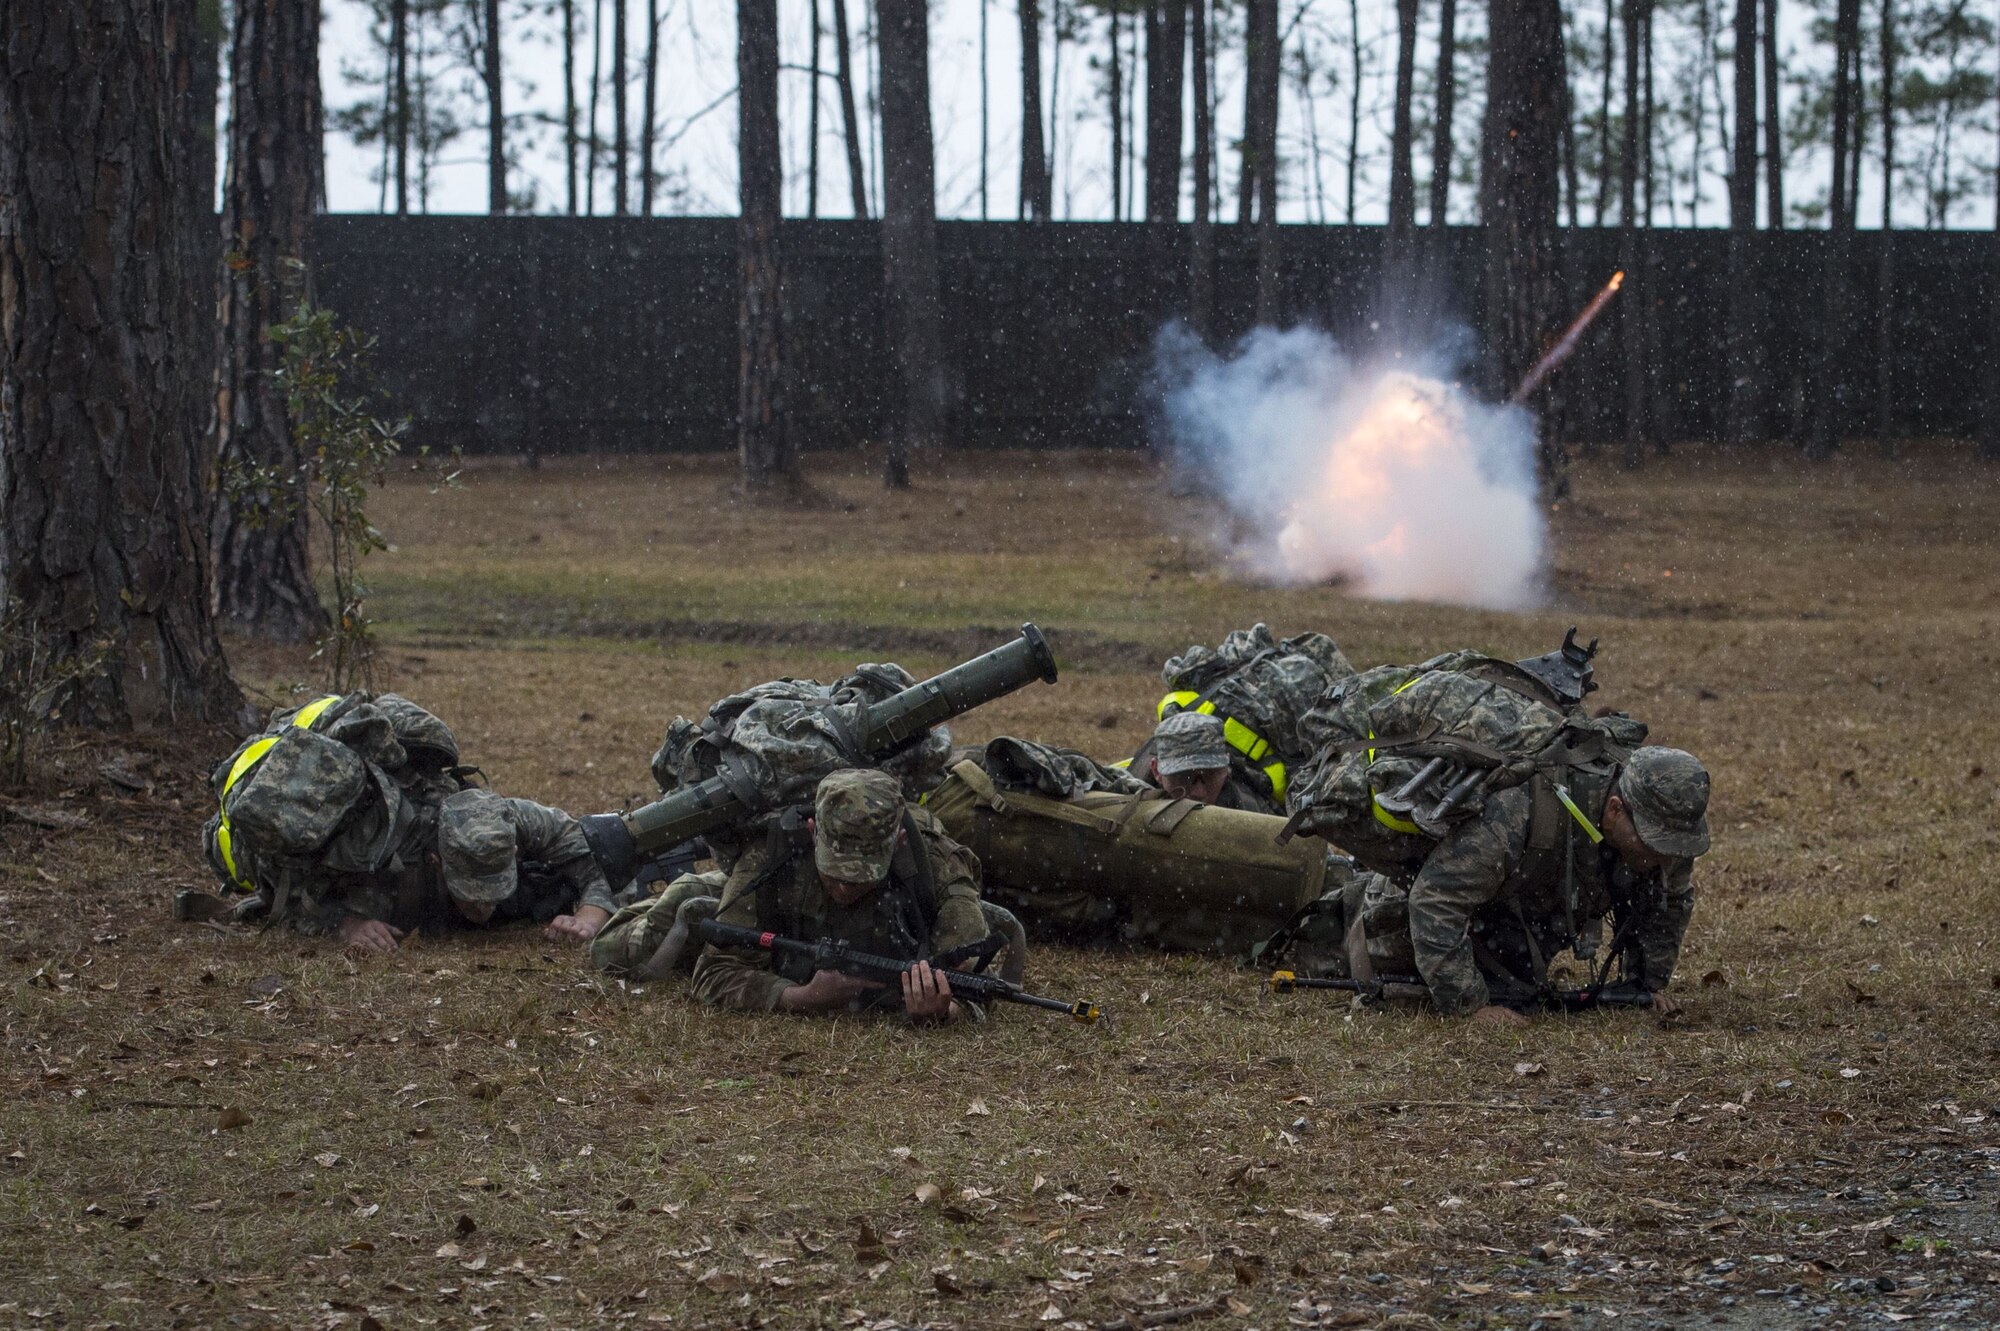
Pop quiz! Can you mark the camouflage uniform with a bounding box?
[590,869,730,977]
[1379,748,1709,1015]
[287,790,634,937]
[1136,712,1281,815]
[690,770,988,1014]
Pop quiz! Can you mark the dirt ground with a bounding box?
[4,445,2000,1331]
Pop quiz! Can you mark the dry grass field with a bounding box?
[4,445,2000,1331]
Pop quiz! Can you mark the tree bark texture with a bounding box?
[1144,0,1186,222]
[1725,0,1761,444]
[1482,0,1570,491]
[1188,0,1214,336]
[833,0,870,218]
[212,0,330,644]
[484,0,505,212]
[1387,0,1420,237]
[1429,0,1457,229]
[1,0,242,728]
[737,0,790,486]
[877,0,944,486]
[1018,0,1050,220]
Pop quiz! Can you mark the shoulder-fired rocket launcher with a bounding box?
[580,624,1060,886]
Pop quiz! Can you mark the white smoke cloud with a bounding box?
[1154,324,1548,611]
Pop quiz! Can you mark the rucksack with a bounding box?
[205,692,466,894]
[1283,663,1648,881]
[647,665,953,858]
[1141,624,1355,806]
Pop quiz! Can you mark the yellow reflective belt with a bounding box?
[1552,783,1605,844]
[1155,692,1287,803]
[216,695,342,890]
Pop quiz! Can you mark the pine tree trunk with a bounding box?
[833,0,871,218]
[1345,0,1362,222]
[587,0,603,213]
[613,0,629,215]
[1240,0,1276,225]
[1189,0,1215,336]
[1387,0,1420,237]
[1594,0,1612,224]
[1724,0,1761,444]
[1110,9,1124,221]
[1806,0,1861,462]
[1986,5,2000,461]
[1430,0,1458,228]
[1248,0,1281,319]
[564,0,579,214]
[212,0,330,644]
[1,0,243,728]
[737,0,790,488]
[642,0,659,214]
[1483,0,1570,492]
[809,0,823,218]
[1875,0,1896,457]
[878,0,944,486]
[1019,0,1050,219]
[1761,0,1781,226]
[1621,0,1646,468]
[392,0,411,214]
[483,0,505,213]
[1144,0,1186,222]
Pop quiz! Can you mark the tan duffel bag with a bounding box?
[926,759,1326,955]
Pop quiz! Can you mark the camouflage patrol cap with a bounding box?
[1616,747,1712,859]
[438,789,519,903]
[813,768,904,883]
[1153,711,1233,776]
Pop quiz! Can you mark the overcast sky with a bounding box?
[304,0,1998,228]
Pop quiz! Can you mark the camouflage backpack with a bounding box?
[1282,661,1647,881]
[646,665,952,864]
[204,692,467,895]
[1140,624,1356,807]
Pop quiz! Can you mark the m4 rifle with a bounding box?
[697,919,1100,1022]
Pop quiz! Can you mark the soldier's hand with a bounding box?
[545,905,612,944]
[780,969,880,1013]
[338,918,405,953]
[1647,991,1683,1016]
[1472,1003,1530,1029]
[901,961,958,1022]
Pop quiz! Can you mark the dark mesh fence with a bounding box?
[316,216,1992,455]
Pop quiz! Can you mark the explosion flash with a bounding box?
[1156,325,1547,611]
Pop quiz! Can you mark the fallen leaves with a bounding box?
[965,1099,991,1117]
[1514,1062,1548,1078]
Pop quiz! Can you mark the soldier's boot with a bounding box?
[632,896,721,983]
[979,901,1029,986]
